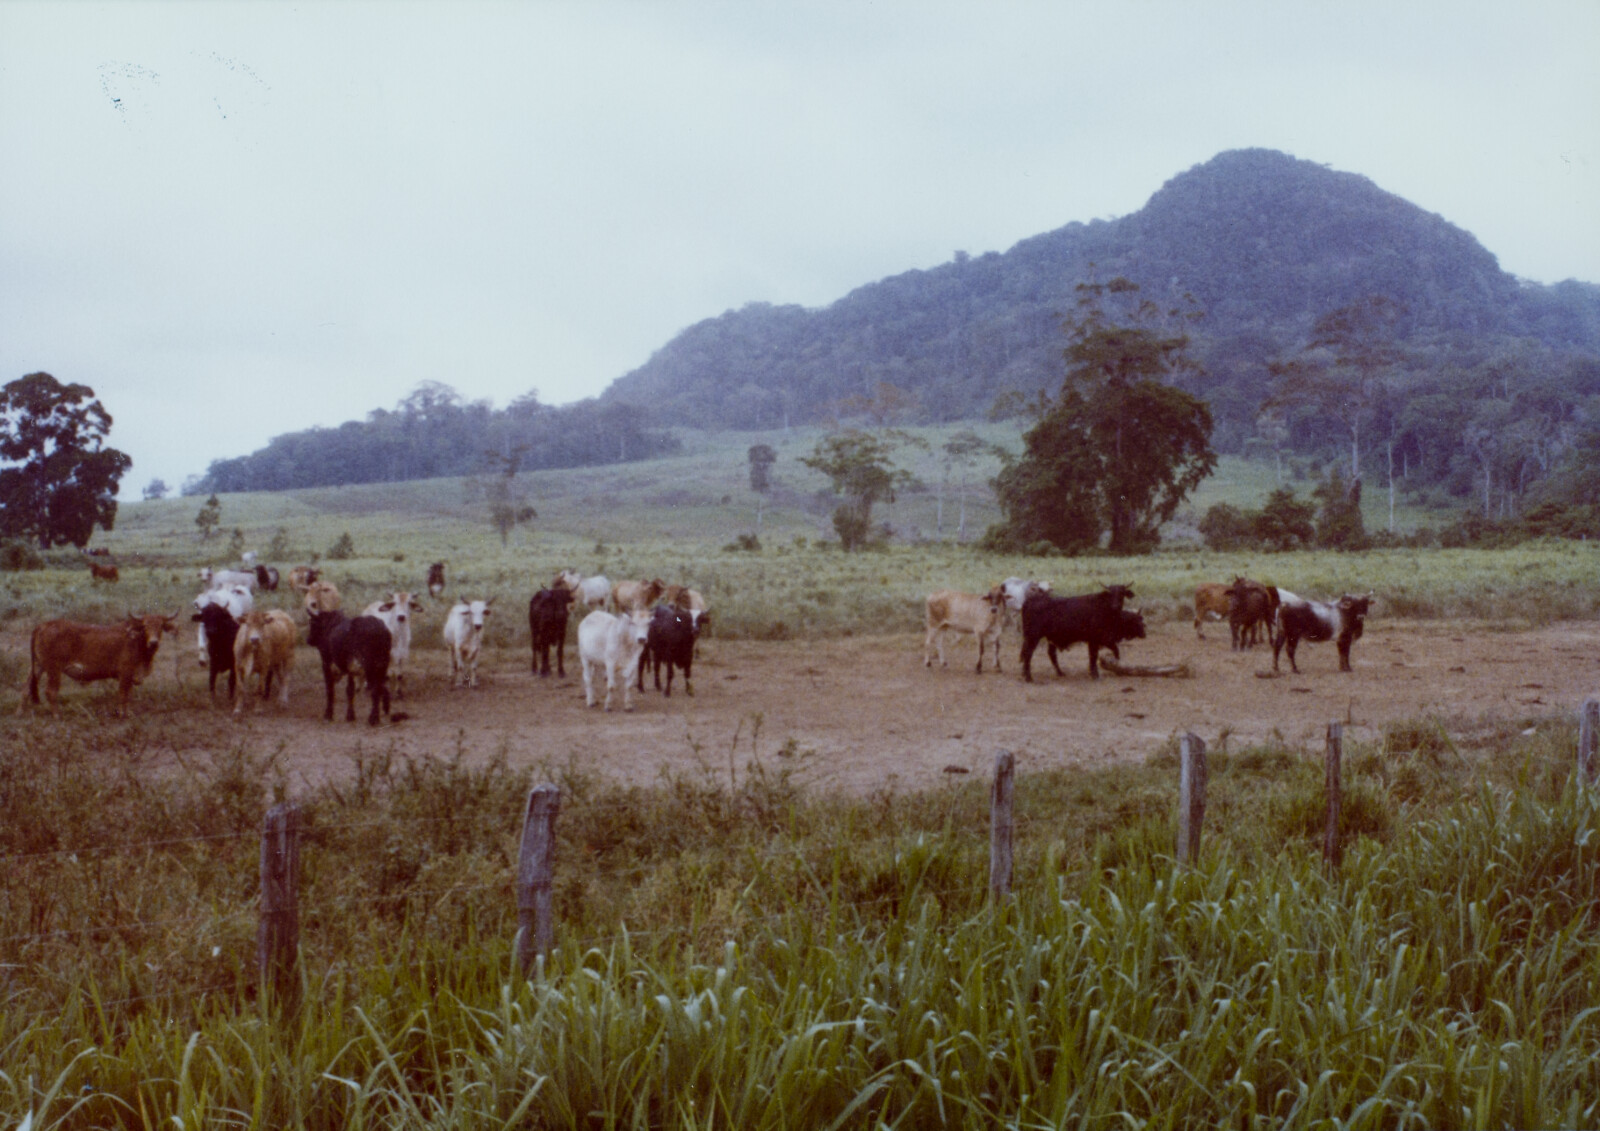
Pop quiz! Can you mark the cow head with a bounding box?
[1100,583,1135,609]
[625,608,651,647]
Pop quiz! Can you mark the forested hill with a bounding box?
[600,148,1600,442]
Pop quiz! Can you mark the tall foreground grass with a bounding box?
[2,710,1598,1128]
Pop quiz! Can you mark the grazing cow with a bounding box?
[28,613,178,716]
[200,568,257,592]
[89,562,119,583]
[233,610,296,715]
[1019,585,1141,682]
[363,591,424,699]
[528,586,575,677]
[637,603,702,697]
[192,583,253,668]
[307,609,393,725]
[302,580,341,616]
[442,598,493,688]
[611,578,665,613]
[1192,582,1233,640]
[1273,594,1373,674]
[427,561,446,599]
[193,602,241,699]
[924,586,1008,673]
[578,608,651,711]
[1221,577,1280,650]
[288,566,320,593]
[254,564,280,591]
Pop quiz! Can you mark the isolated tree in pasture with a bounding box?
[747,443,777,531]
[989,279,1217,554]
[939,430,988,542]
[469,448,537,547]
[0,372,133,549]
[801,429,914,551]
[1312,467,1368,550]
[1253,487,1316,550]
[142,478,169,501]
[195,494,222,541]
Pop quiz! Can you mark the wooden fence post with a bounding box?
[258,803,301,1012]
[1324,722,1344,866]
[515,784,561,977]
[1580,698,1599,786]
[1177,733,1207,866]
[989,750,1015,902]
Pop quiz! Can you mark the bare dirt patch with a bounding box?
[74,617,1598,796]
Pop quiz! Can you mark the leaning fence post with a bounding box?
[515,784,561,977]
[1324,722,1344,866]
[1580,699,1599,786]
[258,803,301,1013]
[1176,733,1207,866]
[989,750,1015,902]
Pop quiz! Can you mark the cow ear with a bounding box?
[378,602,395,612]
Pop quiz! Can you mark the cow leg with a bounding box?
[556,639,565,678]
[1337,635,1353,672]
[1020,635,1038,682]
[683,654,693,697]
[344,671,358,721]
[322,664,337,720]
[1047,642,1066,678]
[663,660,673,698]
[1285,636,1301,675]
[583,659,597,708]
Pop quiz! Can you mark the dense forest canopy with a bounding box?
[191,148,1600,515]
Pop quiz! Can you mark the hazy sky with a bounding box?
[3,2,1597,497]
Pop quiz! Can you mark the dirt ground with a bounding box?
[52,617,1596,796]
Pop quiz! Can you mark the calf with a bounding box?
[233,609,296,715]
[442,598,493,688]
[1192,582,1232,640]
[29,613,178,716]
[363,591,424,698]
[637,603,701,697]
[1019,585,1140,682]
[578,608,651,711]
[528,586,575,677]
[1273,594,1373,674]
[924,586,1008,672]
[612,578,665,613]
[254,564,280,591]
[427,561,446,599]
[1224,577,1279,651]
[89,562,119,583]
[193,602,241,699]
[307,609,393,725]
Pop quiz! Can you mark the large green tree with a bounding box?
[990,280,1217,554]
[0,372,132,549]
[801,429,914,551]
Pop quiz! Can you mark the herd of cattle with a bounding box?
[26,561,711,724]
[26,555,1373,724]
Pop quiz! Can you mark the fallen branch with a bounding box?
[1100,657,1191,679]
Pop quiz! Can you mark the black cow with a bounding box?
[528,586,575,676]
[193,602,240,699]
[1224,577,1278,651]
[254,564,280,591]
[1273,594,1372,674]
[427,561,446,599]
[1019,585,1142,682]
[307,609,393,725]
[636,603,702,697]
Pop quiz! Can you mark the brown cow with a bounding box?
[1224,576,1279,650]
[924,586,1008,673]
[1192,582,1232,640]
[89,562,119,583]
[233,609,296,715]
[28,613,178,716]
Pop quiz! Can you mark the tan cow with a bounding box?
[924,586,1008,673]
[611,578,665,613]
[1193,582,1232,639]
[233,609,296,714]
[28,613,178,716]
[288,566,321,593]
[302,580,342,616]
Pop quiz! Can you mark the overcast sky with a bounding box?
[3,1,1597,497]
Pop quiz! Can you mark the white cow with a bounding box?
[560,573,610,611]
[363,591,424,699]
[200,567,257,592]
[577,608,651,712]
[191,583,253,667]
[442,598,493,688]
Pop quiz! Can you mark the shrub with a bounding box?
[1197,502,1253,551]
[0,539,44,571]
[326,532,356,560]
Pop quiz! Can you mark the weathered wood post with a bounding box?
[258,803,301,1012]
[1324,722,1344,866]
[1176,733,1207,866]
[515,783,561,977]
[989,750,1015,901]
[1580,698,1599,786]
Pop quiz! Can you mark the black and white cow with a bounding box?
[1272,594,1373,674]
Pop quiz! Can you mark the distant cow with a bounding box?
[1224,577,1279,650]
[302,580,341,616]
[1192,582,1232,640]
[193,602,241,699]
[233,609,296,715]
[442,598,493,688]
[528,586,575,677]
[254,564,280,591]
[28,613,178,716]
[307,609,393,725]
[427,562,446,599]
[1019,585,1140,682]
[89,562,119,583]
[924,586,1008,673]
[578,608,651,712]
[363,591,424,699]
[288,566,320,593]
[612,578,665,613]
[636,603,702,697]
[1273,594,1373,674]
